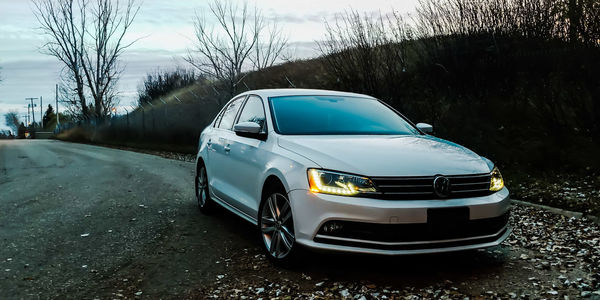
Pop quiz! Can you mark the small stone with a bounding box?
[340,289,349,297]
[581,291,591,297]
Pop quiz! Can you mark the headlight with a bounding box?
[308,169,378,196]
[489,166,504,192]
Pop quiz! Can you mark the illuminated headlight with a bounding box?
[489,166,504,192]
[308,169,378,196]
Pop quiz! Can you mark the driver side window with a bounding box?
[236,96,266,132]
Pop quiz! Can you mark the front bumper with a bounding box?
[288,187,511,255]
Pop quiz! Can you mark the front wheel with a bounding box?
[195,163,214,214]
[258,189,301,266]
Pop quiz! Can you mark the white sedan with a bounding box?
[195,89,510,264]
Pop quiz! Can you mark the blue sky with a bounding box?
[0,0,417,130]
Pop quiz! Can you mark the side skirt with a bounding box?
[210,192,258,226]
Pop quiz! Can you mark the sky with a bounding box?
[0,0,418,131]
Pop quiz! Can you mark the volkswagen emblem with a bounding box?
[433,175,451,198]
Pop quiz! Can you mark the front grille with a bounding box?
[314,212,510,250]
[370,173,492,200]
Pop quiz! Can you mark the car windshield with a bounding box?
[269,95,420,135]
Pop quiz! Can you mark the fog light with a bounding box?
[323,222,344,233]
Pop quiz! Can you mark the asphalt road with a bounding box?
[0,140,255,299]
[1,140,598,299]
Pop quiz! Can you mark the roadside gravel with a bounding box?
[508,171,600,217]
[187,203,600,299]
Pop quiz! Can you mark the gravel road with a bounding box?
[1,140,598,299]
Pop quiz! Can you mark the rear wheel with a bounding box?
[195,163,214,214]
[258,188,300,266]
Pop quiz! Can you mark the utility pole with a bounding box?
[26,104,30,125]
[25,97,38,127]
[56,84,60,126]
[40,96,43,128]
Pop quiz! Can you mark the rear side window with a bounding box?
[237,96,266,132]
[218,97,245,130]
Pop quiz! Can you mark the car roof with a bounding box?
[235,88,376,99]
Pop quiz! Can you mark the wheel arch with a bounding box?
[261,174,287,202]
[196,156,205,173]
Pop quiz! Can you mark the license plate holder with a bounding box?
[427,207,470,228]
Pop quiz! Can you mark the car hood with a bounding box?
[278,135,492,176]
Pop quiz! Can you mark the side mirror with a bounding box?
[234,122,265,139]
[416,123,433,134]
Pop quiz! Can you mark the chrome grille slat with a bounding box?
[377,184,432,188]
[383,192,435,195]
[371,173,492,200]
[451,188,491,193]
[451,181,489,185]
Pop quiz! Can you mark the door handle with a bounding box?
[224,144,231,153]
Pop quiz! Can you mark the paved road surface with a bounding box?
[1,140,598,299]
[0,140,254,298]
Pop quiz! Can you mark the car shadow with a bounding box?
[202,202,510,288]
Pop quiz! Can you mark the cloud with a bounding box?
[0,0,418,131]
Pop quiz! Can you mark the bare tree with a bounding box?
[33,0,89,119]
[57,71,88,120]
[250,17,289,70]
[185,0,288,97]
[33,0,140,121]
[4,112,20,134]
[81,0,139,119]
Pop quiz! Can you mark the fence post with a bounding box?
[142,107,145,138]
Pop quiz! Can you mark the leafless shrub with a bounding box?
[138,68,200,106]
[318,10,413,107]
[414,0,599,45]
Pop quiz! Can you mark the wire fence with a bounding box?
[56,101,221,152]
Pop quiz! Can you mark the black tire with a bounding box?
[258,185,302,267]
[195,162,214,214]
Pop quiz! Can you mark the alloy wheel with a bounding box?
[196,166,208,208]
[260,192,295,259]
